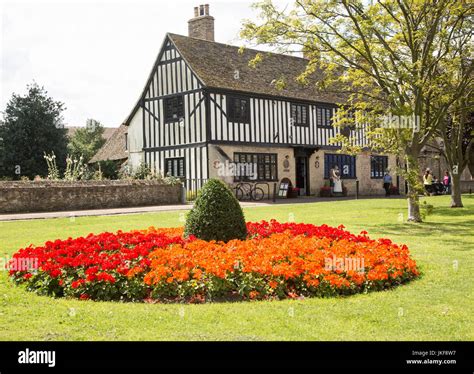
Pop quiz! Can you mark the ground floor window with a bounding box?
[324,153,356,179]
[165,157,185,178]
[371,156,388,179]
[233,152,277,181]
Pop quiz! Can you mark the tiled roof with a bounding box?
[66,126,116,141]
[168,33,345,104]
[89,124,128,163]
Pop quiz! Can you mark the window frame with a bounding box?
[227,96,251,124]
[164,157,185,178]
[291,103,309,127]
[324,153,357,179]
[163,95,184,123]
[370,155,388,179]
[316,106,335,129]
[233,152,278,182]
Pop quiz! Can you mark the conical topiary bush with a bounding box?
[184,179,247,242]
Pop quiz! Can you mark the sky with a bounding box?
[0,0,289,128]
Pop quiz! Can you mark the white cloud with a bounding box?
[1,0,282,127]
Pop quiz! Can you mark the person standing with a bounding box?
[423,169,433,195]
[331,165,343,195]
[383,171,392,197]
[329,165,336,195]
[443,170,451,194]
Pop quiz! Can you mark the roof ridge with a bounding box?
[167,33,309,62]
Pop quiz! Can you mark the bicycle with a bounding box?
[234,182,265,201]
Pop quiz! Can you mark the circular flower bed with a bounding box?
[8,220,419,302]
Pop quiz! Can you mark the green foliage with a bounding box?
[67,119,106,163]
[420,201,434,220]
[64,155,86,181]
[184,179,247,242]
[44,152,86,181]
[43,152,60,180]
[0,196,473,340]
[115,162,182,185]
[131,162,154,180]
[163,175,182,186]
[241,0,473,221]
[0,83,68,178]
[95,160,120,180]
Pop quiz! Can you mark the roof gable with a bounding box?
[123,35,204,125]
[124,33,346,127]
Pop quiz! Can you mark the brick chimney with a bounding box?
[188,4,215,41]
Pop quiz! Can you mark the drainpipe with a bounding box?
[181,183,187,204]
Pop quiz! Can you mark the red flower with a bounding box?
[96,272,116,283]
[71,279,85,289]
[49,269,61,278]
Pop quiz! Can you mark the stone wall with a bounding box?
[0,180,183,214]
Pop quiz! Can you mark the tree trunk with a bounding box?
[405,153,422,222]
[407,189,422,222]
[450,172,463,207]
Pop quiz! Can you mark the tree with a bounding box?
[435,16,473,208]
[184,179,248,242]
[67,119,106,163]
[0,83,68,178]
[241,0,473,221]
[438,108,473,208]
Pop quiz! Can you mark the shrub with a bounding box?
[132,162,153,180]
[96,160,120,180]
[184,179,247,242]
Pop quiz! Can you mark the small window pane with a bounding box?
[291,103,309,126]
[324,153,356,179]
[165,157,185,178]
[228,96,250,123]
[164,95,184,122]
[234,152,277,181]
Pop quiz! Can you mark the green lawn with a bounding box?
[0,195,472,341]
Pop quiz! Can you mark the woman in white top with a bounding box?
[331,165,343,194]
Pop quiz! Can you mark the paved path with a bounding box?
[0,196,401,222]
[0,201,265,221]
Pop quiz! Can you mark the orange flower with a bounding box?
[126,266,144,278]
[193,268,203,280]
[269,280,278,289]
[249,291,259,299]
